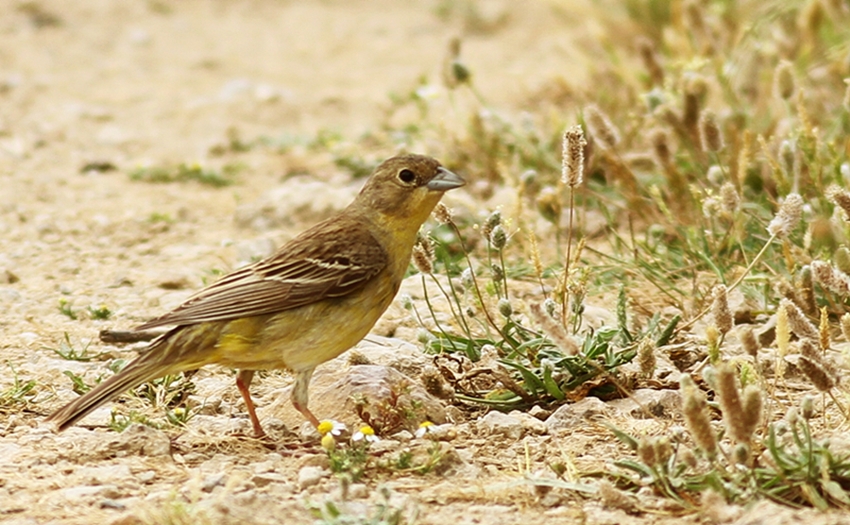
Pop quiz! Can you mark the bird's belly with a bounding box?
[211,283,395,372]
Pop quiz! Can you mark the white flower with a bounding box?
[414,421,435,438]
[352,425,380,443]
[317,420,346,437]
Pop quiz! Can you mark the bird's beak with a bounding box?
[426,167,466,192]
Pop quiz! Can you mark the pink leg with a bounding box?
[290,368,319,427]
[236,369,266,438]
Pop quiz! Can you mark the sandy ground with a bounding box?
[2,1,849,524]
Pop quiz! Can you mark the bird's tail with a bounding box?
[46,357,175,431]
[45,334,186,431]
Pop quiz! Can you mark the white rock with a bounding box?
[545,397,614,432]
[297,466,328,490]
[479,411,523,440]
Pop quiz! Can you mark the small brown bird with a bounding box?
[46,154,464,436]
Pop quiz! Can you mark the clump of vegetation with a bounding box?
[369,0,850,513]
[129,162,242,187]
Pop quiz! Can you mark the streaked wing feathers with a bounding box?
[135,217,387,329]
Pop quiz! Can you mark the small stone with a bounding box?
[545,397,613,432]
[76,464,133,485]
[297,466,328,490]
[480,411,523,440]
[108,513,144,525]
[102,424,171,457]
[137,471,156,484]
[606,389,681,419]
[202,473,226,492]
[0,268,19,284]
[251,472,291,488]
[509,410,548,435]
[348,483,369,499]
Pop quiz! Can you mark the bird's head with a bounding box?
[354,154,465,226]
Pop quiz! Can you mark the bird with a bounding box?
[46,154,465,437]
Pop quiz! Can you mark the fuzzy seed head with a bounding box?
[654,437,673,465]
[584,104,620,150]
[774,61,795,100]
[720,182,739,215]
[649,128,671,167]
[680,374,717,458]
[780,298,819,341]
[434,203,453,224]
[740,385,762,442]
[491,264,503,282]
[801,395,815,420]
[412,242,433,274]
[706,324,721,364]
[835,247,850,275]
[739,325,760,359]
[767,193,803,238]
[797,265,817,316]
[637,337,657,379]
[811,260,850,296]
[699,110,723,152]
[733,443,751,466]
[827,185,850,221]
[490,224,507,249]
[544,297,558,318]
[482,210,501,239]
[637,437,658,466]
[799,355,837,392]
[497,298,513,318]
[561,125,586,187]
[680,448,698,469]
[712,285,733,335]
[716,362,751,443]
[636,36,664,85]
[529,302,579,355]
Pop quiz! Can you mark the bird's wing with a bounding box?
[135,216,388,329]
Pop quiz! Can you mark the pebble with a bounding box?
[297,466,328,490]
[545,397,614,432]
[479,411,523,440]
[606,388,681,419]
[103,424,171,457]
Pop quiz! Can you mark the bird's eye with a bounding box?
[397,168,416,184]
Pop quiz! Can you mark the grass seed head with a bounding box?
[767,193,803,238]
[699,109,723,152]
[434,202,453,224]
[827,185,850,221]
[739,325,760,359]
[712,284,733,335]
[811,260,850,296]
[637,337,656,378]
[584,104,620,150]
[773,61,795,100]
[680,374,718,458]
[561,125,586,187]
[780,298,819,341]
[720,182,739,215]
